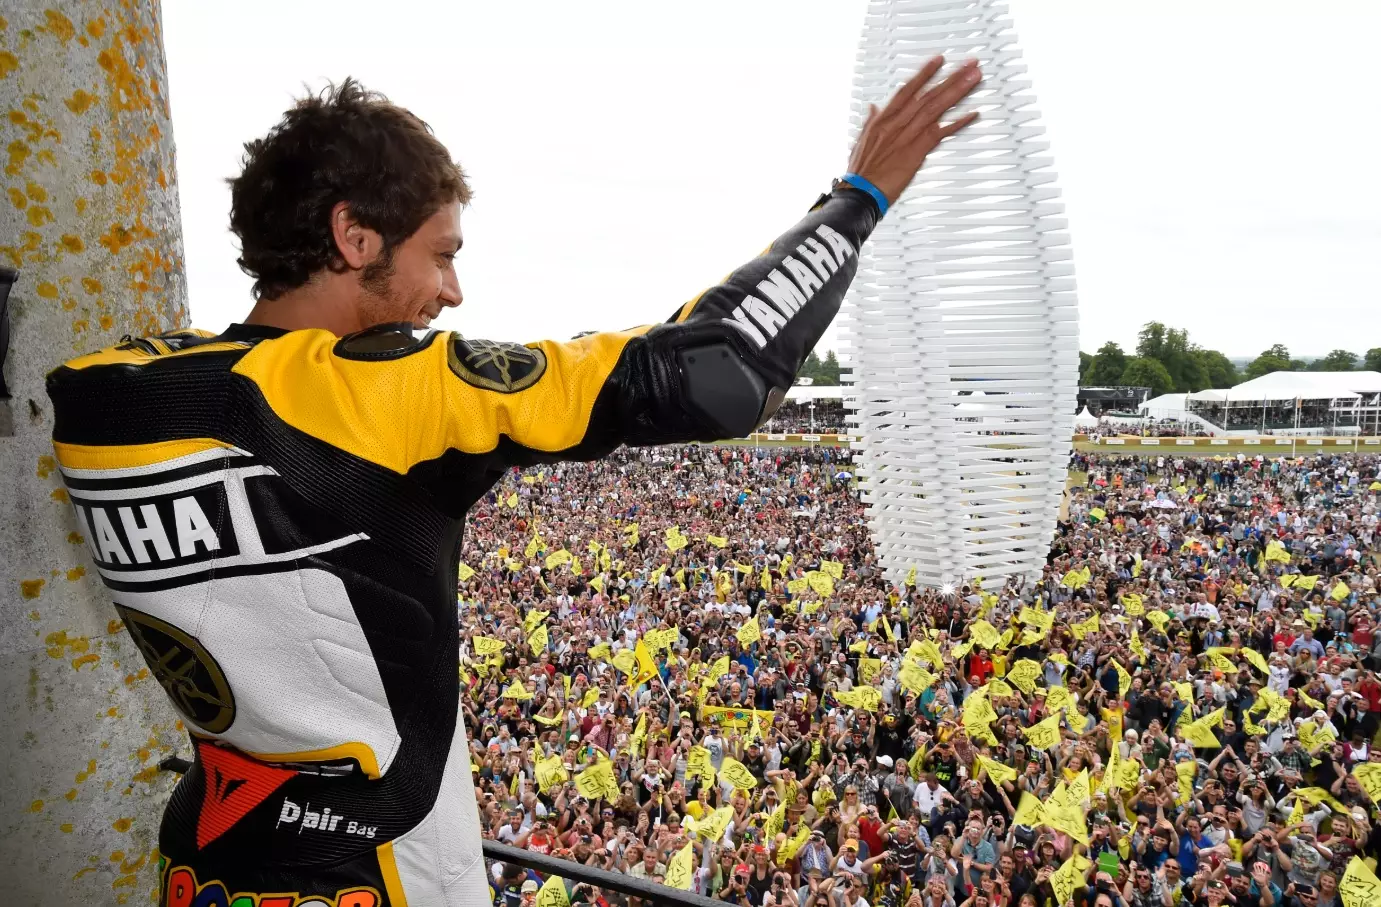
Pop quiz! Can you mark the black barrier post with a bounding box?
[482,839,724,907]
[0,267,16,438]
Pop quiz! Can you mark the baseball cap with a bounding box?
[521,880,539,893]
[878,754,895,768]
[1225,862,1245,878]
[844,838,859,850]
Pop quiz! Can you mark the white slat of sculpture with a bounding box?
[840,0,1079,590]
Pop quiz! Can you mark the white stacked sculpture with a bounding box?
[841,0,1079,590]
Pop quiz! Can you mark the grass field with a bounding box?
[710,438,1370,458]
[1072,440,1371,457]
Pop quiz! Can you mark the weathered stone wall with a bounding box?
[0,2,187,904]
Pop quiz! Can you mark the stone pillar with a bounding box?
[0,2,187,904]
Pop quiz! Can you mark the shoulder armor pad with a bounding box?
[447,336,548,393]
[335,323,436,361]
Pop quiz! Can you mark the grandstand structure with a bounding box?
[841,0,1078,590]
[1182,371,1381,436]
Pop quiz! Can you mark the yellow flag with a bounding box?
[1333,581,1351,601]
[859,657,882,685]
[822,560,844,579]
[631,638,658,689]
[719,757,758,790]
[700,805,733,842]
[1181,710,1224,749]
[917,639,945,669]
[977,754,1017,786]
[1070,614,1100,641]
[1045,685,1075,715]
[687,746,716,784]
[1340,857,1381,907]
[535,754,569,794]
[1050,857,1085,906]
[1023,712,1064,750]
[528,624,549,657]
[764,802,787,839]
[706,535,728,548]
[611,648,637,675]
[835,686,882,711]
[536,874,570,907]
[664,842,696,890]
[881,614,896,642]
[533,711,565,727]
[963,692,999,728]
[1243,647,1269,674]
[808,571,835,597]
[908,744,928,781]
[502,678,533,700]
[588,642,611,661]
[905,565,917,587]
[506,492,519,509]
[970,620,1002,649]
[589,574,605,593]
[458,562,475,582]
[1130,628,1147,661]
[1353,763,1381,805]
[544,549,571,570]
[778,823,812,865]
[736,615,762,647]
[1145,610,1169,632]
[581,687,600,708]
[574,760,619,801]
[760,567,772,592]
[898,662,937,695]
[1006,659,1042,695]
[473,636,506,656]
[1122,593,1145,616]
[1111,659,1131,699]
[707,655,731,685]
[1013,791,1046,827]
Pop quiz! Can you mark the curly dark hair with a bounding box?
[228,78,471,301]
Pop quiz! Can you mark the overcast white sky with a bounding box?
[163,0,1380,359]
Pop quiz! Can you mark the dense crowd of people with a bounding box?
[465,444,1381,907]
[760,400,849,435]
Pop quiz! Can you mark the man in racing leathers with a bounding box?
[46,59,981,906]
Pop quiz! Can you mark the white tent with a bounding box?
[1139,393,1190,420]
[784,385,847,403]
[1073,407,1099,429]
[1221,371,1381,402]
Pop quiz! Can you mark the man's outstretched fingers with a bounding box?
[939,111,980,139]
[890,56,947,113]
[915,62,982,125]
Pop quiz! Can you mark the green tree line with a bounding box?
[1079,322,1381,397]
[797,350,841,385]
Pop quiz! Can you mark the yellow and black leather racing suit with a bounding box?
[45,188,878,906]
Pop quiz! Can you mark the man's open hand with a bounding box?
[846,56,982,205]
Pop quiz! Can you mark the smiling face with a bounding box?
[353,201,464,330]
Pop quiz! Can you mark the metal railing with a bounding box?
[157,757,719,905]
[483,840,723,906]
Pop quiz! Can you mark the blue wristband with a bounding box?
[840,172,890,217]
